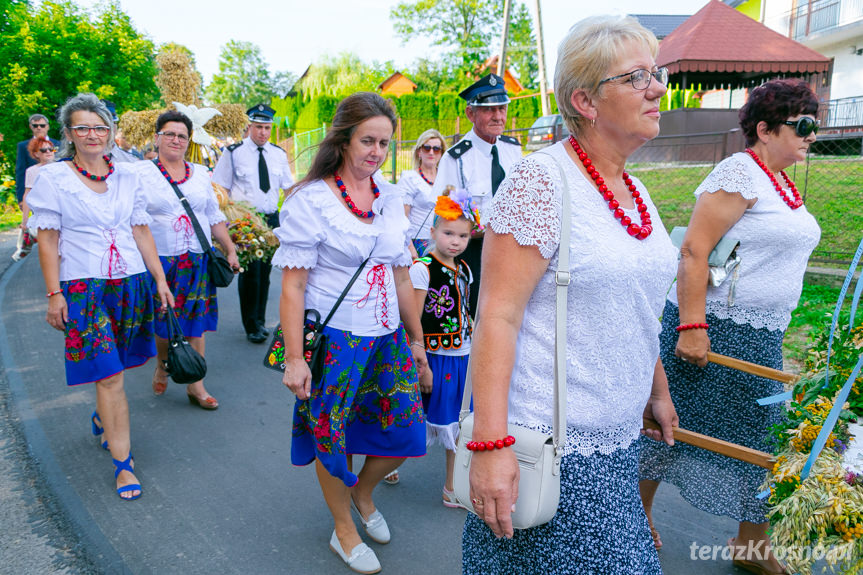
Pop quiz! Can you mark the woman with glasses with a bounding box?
[13,138,56,261]
[26,93,174,501]
[639,79,820,575]
[136,110,239,408]
[462,16,676,574]
[398,129,448,259]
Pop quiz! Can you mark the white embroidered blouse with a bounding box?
[398,169,435,241]
[26,161,151,281]
[667,152,821,332]
[488,142,678,457]
[135,161,227,256]
[272,179,412,337]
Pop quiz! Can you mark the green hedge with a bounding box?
[294,95,339,133]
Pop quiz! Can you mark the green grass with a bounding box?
[784,282,853,370]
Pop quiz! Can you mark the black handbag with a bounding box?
[155,160,235,288]
[263,257,370,382]
[164,306,207,384]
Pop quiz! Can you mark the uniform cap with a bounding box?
[247,103,275,124]
[458,74,510,107]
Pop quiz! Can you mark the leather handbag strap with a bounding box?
[154,160,214,254]
[459,150,571,453]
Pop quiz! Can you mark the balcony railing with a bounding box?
[766,0,863,39]
[819,96,863,128]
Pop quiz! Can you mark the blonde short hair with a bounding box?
[413,129,447,169]
[555,15,658,135]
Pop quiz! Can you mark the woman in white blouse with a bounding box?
[639,79,821,575]
[398,129,447,259]
[13,137,56,261]
[138,110,239,409]
[275,92,428,575]
[28,93,174,501]
[462,16,677,574]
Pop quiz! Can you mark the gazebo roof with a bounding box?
[657,0,830,88]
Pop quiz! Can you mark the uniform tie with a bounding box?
[491,144,505,195]
[257,147,270,192]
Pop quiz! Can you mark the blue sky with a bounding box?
[67,0,704,85]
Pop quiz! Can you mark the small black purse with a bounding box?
[164,306,207,384]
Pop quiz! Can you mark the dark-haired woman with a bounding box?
[274,92,428,574]
[137,110,239,408]
[639,79,821,574]
[27,93,174,501]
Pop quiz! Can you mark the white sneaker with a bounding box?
[329,530,381,574]
[350,499,391,544]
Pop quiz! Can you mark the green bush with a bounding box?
[295,95,339,133]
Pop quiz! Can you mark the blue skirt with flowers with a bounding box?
[152,251,218,339]
[61,273,157,386]
[291,323,426,487]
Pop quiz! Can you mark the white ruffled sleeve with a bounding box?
[130,172,153,226]
[694,155,757,200]
[25,172,62,231]
[272,189,325,269]
[487,156,562,259]
[398,171,419,206]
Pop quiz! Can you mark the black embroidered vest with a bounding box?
[419,254,472,351]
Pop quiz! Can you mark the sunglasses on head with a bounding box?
[420,144,442,153]
[783,117,818,137]
[31,123,47,128]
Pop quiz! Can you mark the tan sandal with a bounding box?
[382,470,399,485]
[152,361,168,396]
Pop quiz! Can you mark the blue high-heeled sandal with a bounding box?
[90,411,108,450]
[112,454,141,501]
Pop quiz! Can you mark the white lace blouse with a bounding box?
[488,142,678,457]
[398,169,435,241]
[135,161,227,256]
[272,179,412,337]
[667,152,821,332]
[27,162,151,281]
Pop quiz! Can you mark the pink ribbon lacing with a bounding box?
[355,264,390,328]
[101,229,127,279]
[173,214,193,252]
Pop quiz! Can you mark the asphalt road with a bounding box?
[0,231,756,575]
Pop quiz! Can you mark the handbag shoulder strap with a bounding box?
[459,150,571,452]
[154,159,212,252]
[318,256,371,329]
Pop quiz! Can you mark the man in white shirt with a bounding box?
[212,103,295,343]
[432,73,522,312]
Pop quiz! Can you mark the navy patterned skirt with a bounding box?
[638,301,785,523]
[463,441,661,575]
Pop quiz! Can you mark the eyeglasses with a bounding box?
[783,117,818,138]
[420,144,442,153]
[69,125,110,137]
[39,148,56,153]
[157,131,190,142]
[31,123,47,129]
[599,67,669,90]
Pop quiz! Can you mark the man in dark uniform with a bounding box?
[212,103,294,343]
[15,114,60,203]
[432,73,522,313]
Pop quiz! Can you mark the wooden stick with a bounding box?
[642,418,776,470]
[707,352,800,385]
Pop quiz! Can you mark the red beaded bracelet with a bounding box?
[676,322,709,332]
[466,435,516,451]
[46,289,63,298]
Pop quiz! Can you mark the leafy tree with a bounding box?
[506,2,538,90]
[0,0,160,164]
[294,52,388,100]
[205,40,295,107]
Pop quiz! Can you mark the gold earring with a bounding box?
[591,117,596,128]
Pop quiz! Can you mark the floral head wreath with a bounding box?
[435,186,482,231]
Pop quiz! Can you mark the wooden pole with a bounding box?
[533,0,550,116]
[707,352,800,385]
[642,419,776,470]
[497,0,512,78]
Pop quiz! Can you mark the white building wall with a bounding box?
[827,46,863,100]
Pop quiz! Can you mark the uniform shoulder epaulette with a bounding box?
[227,141,243,152]
[499,134,520,146]
[447,139,472,159]
[268,142,287,155]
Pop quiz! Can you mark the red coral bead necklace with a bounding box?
[72,155,114,182]
[568,136,652,240]
[744,148,803,210]
[418,166,434,186]
[156,159,191,185]
[334,171,379,219]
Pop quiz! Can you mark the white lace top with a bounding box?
[398,169,435,240]
[27,162,151,281]
[135,161,227,256]
[272,179,412,337]
[667,152,821,332]
[489,142,678,457]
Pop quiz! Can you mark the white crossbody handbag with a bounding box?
[452,151,570,529]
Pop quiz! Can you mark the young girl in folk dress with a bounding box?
[410,191,478,506]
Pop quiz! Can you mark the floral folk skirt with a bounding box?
[61,273,157,386]
[291,323,426,487]
[152,251,218,339]
[638,301,785,523]
[412,238,430,257]
[423,352,469,451]
[462,441,661,575]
